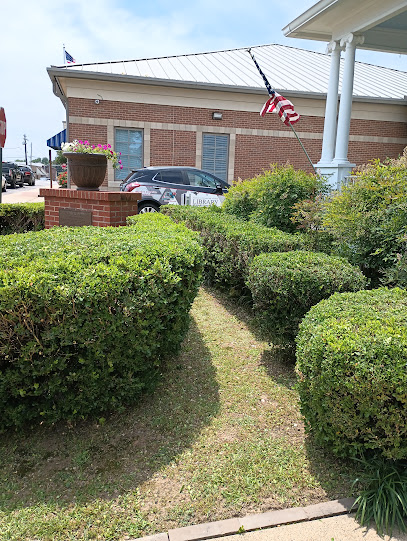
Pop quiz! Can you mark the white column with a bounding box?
[333,33,364,165]
[318,41,341,165]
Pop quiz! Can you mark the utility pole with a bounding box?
[22,134,28,165]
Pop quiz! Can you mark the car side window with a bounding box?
[155,170,186,184]
[187,171,218,188]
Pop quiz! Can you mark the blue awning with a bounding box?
[47,129,66,150]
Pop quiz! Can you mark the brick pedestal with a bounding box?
[40,189,142,228]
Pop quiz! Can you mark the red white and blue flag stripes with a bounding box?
[248,48,300,126]
[260,93,300,126]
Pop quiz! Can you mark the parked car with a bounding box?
[19,165,35,186]
[2,175,6,192]
[120,167,230,213]
[2,162,23,189]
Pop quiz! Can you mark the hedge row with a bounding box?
[247,251,367,343]
[0,213,203,429]
[296,287,407,460]
[0,202,45,235]
[161,205,305,293]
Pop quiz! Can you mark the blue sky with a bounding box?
[1,0,406,162]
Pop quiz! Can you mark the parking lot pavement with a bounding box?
[1,177,52,204]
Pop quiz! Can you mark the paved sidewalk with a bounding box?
[1,177,50,204]
[133,499,407,541]
[215,515,407,541]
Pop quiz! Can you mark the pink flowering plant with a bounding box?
[62,139,123,169]
[57,171,67,188]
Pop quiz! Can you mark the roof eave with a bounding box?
[282,0,338,38]
[46,66,407,107]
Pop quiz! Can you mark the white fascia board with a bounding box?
[330,1,407,41]
[284,0,407,44]
[282,0,338,39]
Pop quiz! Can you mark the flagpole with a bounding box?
[248,48,318,176]
[287,122,318,175]
[63,44,66,66]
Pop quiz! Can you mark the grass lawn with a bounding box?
[0,287,357,540]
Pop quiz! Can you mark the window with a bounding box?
[154,170,186,184]
[202,134,229,182]
[186,170,219,188]
[115,129,143,181]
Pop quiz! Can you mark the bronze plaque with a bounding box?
[59,208,93,227]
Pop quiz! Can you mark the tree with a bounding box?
[53,150,67,165]
[41,157,49,165]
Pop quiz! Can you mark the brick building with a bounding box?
[47,44,407,190]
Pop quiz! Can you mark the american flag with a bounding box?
[65,50,76,64]
[260,93,300,126]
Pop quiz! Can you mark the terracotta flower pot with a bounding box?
[63,152,107,191]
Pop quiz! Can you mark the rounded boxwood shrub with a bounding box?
[0,214,203,429]
[247,250,366,343]
[161,205,305,294]
[296,287,407,459]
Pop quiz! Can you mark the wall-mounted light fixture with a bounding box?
[95,94,103,105]
[212,112,222,120]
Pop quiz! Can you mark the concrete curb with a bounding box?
[131,497,356,541]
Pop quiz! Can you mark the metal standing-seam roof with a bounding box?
[57,44,407,101]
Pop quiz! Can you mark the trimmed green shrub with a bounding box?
[0,202,45,235]
[322,159,407,284]
[247,251,366,343]
[296,287,407,460]
[223,164,329,232]
[0,213,203,429]
[161,205,305,294]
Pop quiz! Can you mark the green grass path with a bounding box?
[0,287,355,540]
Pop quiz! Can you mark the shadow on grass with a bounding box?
[0,316,220,511]
[203,285,267,343]
[205,285,357,501]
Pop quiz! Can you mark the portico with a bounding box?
[283,0,407,188]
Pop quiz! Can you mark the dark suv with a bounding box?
[20,165,35,186]
[120,167,229,213]
[2,162,23,188]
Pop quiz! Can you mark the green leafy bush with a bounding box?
[290,195,334,254]
[247,251,366,343]
[296,287,407,460]
[223,164,329,232]
[161,205,305,294]
[0,214,203,429]
[0,202,45,235]
[322,159,407,284]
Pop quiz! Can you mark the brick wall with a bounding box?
[68,96,406,181]
[40,189,141,228]
[150,129,196,166]
[235,134,322,178]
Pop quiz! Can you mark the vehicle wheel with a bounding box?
[10,179,16,189]
[2,185,6,192]
[138,201,160,214]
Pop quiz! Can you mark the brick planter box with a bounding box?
[40,188,142,228]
